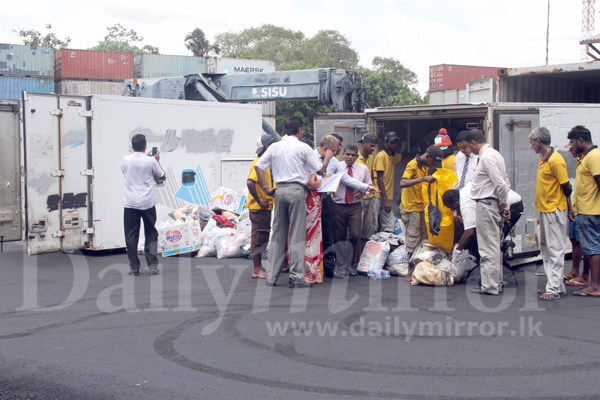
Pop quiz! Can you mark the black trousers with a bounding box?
[124,206,158,271]
[321,195,336,276]
[333,202,363,271]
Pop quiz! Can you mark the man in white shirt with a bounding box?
[121,134,165,276]
[467,129,511,295]
[315,135,379,278]
[331,144,379,278]
[443,183,523,257]
[454,130,479,189]
[255,116,331,289]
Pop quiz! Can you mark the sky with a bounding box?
[0,0,588,95]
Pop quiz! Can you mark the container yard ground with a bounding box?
[0,241,599,399]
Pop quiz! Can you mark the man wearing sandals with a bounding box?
[567,126,600,298]
[529,127,572,301]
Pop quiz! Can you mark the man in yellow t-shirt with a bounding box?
[529,127,573,300]
[434,128,456,172]
[356,133,378,247]
[568,125,600,298]
[400,146,442,260]
[373,132,403,233]
[247,135,275,279]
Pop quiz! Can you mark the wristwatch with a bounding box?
[262,185,269,190]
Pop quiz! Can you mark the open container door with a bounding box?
[493,109,540,257]
[0,101,22,246]
[22,92,92,254]
[22,92,62,254]
[57,95,92,250]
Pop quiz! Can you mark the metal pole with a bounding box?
[546,0,550,65]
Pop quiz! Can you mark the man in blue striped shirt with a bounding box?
[121,134,165,276]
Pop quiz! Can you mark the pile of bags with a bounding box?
[196,209,252,259]
[357,233,403,276]
[409,243,453,286]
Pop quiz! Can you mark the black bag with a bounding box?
[427,183,442,236]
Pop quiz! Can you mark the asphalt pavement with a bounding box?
[0,241,599,400]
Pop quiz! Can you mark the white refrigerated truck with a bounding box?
[1,93,262,255]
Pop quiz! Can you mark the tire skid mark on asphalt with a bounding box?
[223,308,600,378]
[153,313,600,398]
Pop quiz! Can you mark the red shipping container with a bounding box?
[429,64,501,92]
[54,49,133,81]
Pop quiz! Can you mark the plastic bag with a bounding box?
[357,240,390,275]
[427,184,442,236]
[451,247,477,282]
[411,261,454,286]
[388,263,409,277]
[199,218,217,245]
[169,205,214,222]
[409,242,447,268]
[386,245,410,267]
[197,227,235,258]
[216,219,252,259]
[421,168,457,253]
[436,259,452,273]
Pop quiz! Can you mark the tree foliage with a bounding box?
[184,28,220,57]
[89,23,159,54]
[13,24,71,49]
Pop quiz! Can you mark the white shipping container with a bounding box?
[55,80,125,96]
[21,93,262,254]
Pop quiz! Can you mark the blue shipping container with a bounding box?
[0,43,54,77]
[134,54,205,78]
[0,76,54,100]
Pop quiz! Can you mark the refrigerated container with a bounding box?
[206,57,276,74]
[54,49,133,80]
[0,76,54,100]
[133,54,206,78]
[0,43,53,77]
[429,89,466,105]
[55,80,124,96]
[18,92,261,254]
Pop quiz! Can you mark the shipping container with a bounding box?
[55,80,124,96]
[54,49,133,80]
[206,57,276,74]
[0,76,54,100]
[466,78,496,103]
[429,64,501,91]
[0,43,53,77]
[429,89,466,105]
[133,54,205,78]
[18,93,262,254]
[499,61,600,103]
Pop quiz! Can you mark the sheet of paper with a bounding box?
[317,171,344,193]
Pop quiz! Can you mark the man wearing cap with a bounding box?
[435,128,456,171]
[316,135,380,278]
[372,132,403,232]
[454,130,479,189]
[467,129,511,296]
[255,116,333,289]
[400,146,442,271]
[247,135,276,279]
[356,133,378,253]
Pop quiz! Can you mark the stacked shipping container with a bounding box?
[429,64,500,92]
[0,43,55,100]
[53,49,132,96]
[134,54,206,78]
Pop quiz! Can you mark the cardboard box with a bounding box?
[209,187,247,215]
[158,219,202,257]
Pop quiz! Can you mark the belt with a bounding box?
[475,197,498,202]
[276,181,304,186]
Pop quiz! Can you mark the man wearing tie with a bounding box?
[454,130,479,189]
[315,136,379,278]
[331,144,379,278]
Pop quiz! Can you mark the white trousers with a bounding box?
[539,209,568,295]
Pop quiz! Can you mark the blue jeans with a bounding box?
[578,214,600,257]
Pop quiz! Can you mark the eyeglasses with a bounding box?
[565,145,572,149]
